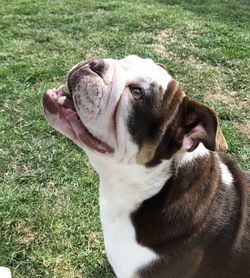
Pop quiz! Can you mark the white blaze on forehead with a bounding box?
[104,55,172,91]
[118,55,172,90]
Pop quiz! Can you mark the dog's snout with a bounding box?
[89,58,105,77]
[67,58,105,94]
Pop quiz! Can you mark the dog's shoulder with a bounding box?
[244,171,250,183]
[219,153,250,191]
[218,154,250,255]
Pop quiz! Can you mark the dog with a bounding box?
[43,55,250,278]
[0,267,11,278]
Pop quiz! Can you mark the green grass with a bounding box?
[0,0,249,277]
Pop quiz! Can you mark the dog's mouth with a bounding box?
[43,87,114,154]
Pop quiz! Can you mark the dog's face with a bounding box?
[43,55,227,166]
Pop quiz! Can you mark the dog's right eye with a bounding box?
[129,87,144,100]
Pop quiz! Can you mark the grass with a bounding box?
[0,0,249,277]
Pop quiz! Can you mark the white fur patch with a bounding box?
[101,213,157,278]
[174,143,209,167]
[0,267,11,278]
[96,159,173,278]
[119,55,172,92]
[220,162,234,187]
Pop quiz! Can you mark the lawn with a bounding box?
[0,0,249,277]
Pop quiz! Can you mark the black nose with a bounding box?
[89,58,105,76]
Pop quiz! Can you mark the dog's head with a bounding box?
[43,55,227,166]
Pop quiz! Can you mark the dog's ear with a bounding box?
[157,63,166,69]
[157,63,176,79]
[178,98,228,152]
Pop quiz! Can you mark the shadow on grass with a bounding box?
[155,0,250,24]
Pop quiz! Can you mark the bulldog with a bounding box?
[43,55,250,278]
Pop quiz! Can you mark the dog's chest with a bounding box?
[92,159,171,277]
[99,193,158,278]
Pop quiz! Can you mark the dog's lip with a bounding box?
[43,87,114,154]
[67,61,88,94]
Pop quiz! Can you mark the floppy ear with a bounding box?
[180,98,228,152]
[157,63,166,69]
[157,63,176,79]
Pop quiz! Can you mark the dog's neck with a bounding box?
[86,144,210,214]
[131,146,223,251]
[96,157,172,213]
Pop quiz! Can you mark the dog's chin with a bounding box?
[43,87,114,154]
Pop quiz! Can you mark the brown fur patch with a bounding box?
[145,94,228,166]
[215,116,228,151]
[135,80,185,165]
[136,142,157,165]
[132,152,250,277]
[180,98,228,152]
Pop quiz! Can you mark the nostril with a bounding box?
[89,59,105,76]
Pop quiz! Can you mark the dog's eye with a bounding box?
[130,87,144,100]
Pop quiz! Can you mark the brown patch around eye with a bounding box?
[133,80,186,165]
[136,142,157,165]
